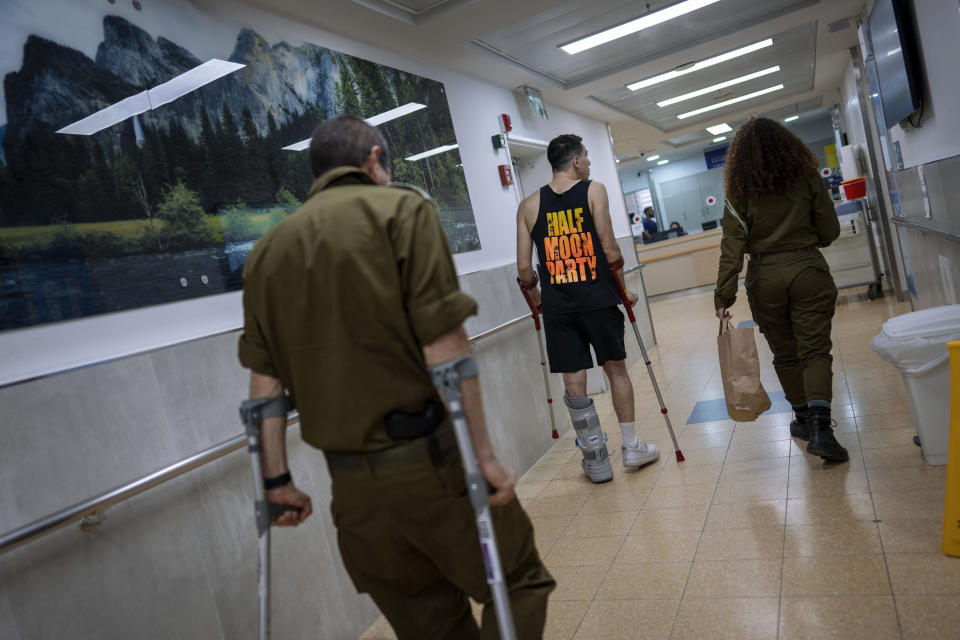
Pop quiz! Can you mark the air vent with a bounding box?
[828,18,851,33]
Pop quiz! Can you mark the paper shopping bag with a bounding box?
[717,317,771,422]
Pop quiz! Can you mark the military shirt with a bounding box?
[238,167,478,452]
[715,171,840,309]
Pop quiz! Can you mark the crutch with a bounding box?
[239,396,299,640]
[608,258,685,462]
[431,356,517,640]
[517,274,559,439]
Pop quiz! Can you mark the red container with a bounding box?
[842,177,866,200]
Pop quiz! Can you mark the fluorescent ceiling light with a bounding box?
[706,123,733,135]
[58,59,245,135]
[677,84,784,119]
[364,102,426,126]
[148,59,246,109]
[56,93,152,136]
[713,136,727,142]
[656,66,780,107]
[627,38,773,91]
[507,133,550,148]
[282,139,311,152]
[561,0,722,55]
[646,154,661,162]
[784,115,799,122]
[405,143,458,162]
[283,101,427,151]
[657,159,669,165]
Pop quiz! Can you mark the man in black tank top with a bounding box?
[517,134,660,484]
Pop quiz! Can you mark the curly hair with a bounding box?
[723,117,819,204]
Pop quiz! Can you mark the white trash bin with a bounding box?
[870,305,960,465]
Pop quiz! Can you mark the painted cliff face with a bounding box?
[0,1,478,332]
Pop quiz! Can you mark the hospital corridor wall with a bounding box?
[0,0,650,637]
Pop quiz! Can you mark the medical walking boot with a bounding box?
[806,407,849,462]
[564,393,613,483]
[621,438,660,468]
[790,405,812,441]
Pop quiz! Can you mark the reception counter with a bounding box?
[634,228,742,296]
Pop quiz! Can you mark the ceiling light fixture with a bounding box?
[677,84,784,119]
[713,136,727,142]
[365,102,427,126]
[657,159,669,165]
[283,102,428,151]
[561,0,722,55]
[626,38,774,91]
[646,154,661,162]
[405,143,459,162]
[57,59,245,136]
[705,123,733,135]
[783,114,799,122]
[656,66,780,107]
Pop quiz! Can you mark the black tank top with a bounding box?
[531,180,620,314]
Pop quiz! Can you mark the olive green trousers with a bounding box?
[745,248,838,407]
[327,431,554,639]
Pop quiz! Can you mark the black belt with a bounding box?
[324,423,458,472]
[750,245,818,263]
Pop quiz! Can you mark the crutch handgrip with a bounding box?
[517,274,542,330]
[608,257,638,323]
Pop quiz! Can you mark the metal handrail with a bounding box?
[890,218,960,244]
[0,310,536,555]
[0,262,649,556]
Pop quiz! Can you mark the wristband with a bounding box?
[263,471,292,490]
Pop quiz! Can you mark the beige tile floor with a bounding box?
[361,285,957,639]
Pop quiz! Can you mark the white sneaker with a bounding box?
[621,438,660,468]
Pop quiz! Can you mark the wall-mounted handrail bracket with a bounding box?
[80,509,108,531]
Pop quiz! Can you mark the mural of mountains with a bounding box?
[0,9,476,332]
[4,16,341,157]
[0,14,472,231]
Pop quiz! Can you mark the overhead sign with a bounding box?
[704,145,729,170]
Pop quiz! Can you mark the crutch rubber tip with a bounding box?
[552,429,559,439]
[675,450,685,462]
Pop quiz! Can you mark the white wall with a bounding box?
[618,159,651,193]
[0,0,627,387]
[884,0,960,169]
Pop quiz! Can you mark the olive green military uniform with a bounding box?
[239,167,554,639]
[715,171,841,407]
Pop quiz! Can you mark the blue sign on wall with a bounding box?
[704,145,730,170]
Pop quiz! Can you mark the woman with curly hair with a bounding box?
[715,117,847,462]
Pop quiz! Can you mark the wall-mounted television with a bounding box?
[867,0,923,126]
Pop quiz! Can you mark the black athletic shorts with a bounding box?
[543,306,626,373]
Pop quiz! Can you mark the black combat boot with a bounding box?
[790,405,811,440]
[806,407,849,462]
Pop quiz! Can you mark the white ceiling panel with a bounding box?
[591,22,816,131]
[474,0,817,85]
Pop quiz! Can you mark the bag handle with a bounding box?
[718,316,733,336]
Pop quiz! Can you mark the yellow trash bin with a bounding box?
[944,341,960,557]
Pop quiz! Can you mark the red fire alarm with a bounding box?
[498,113,512,133]
[498,164,514,186]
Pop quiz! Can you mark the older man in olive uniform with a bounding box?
[238,115,554,638]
